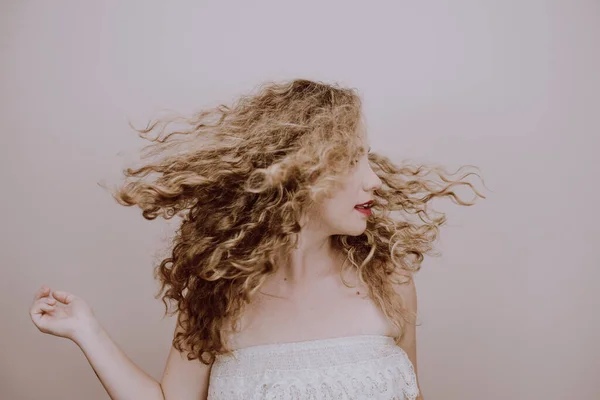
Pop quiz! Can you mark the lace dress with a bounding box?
[208,335,420,399]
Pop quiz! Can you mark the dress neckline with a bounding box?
[230,334,396,355]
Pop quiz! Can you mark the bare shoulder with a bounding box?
[392,270,418,313]
[390,270,423,397]
[160,313,212,400]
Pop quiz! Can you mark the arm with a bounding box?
[76,313,212,400]
[395,275,425,400]
[29,286,211,400]
[75,324,164,400]
[159,314,212,400]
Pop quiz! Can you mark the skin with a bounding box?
[29,131,424,399]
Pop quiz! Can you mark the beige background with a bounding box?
[2,1,599,399]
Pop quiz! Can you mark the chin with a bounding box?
[340,223,368,237]
[346,230,366,237]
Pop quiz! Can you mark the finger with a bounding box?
[31,297,56,312]
[31,301,54,317]
[34,285,51,301]
[38,303,55,313]
[52,290,75,304]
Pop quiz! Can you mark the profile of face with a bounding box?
[308,132,383,237]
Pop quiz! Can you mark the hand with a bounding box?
[29,285,102,344]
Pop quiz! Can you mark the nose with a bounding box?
[364,166,382,192]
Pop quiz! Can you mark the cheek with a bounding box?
[316,180,361,219]
[321,195,355,218]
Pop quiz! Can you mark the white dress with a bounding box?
[207,335,420,400]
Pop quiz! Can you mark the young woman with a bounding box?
[29,79,483,399]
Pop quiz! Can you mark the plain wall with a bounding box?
[2,1,599,399]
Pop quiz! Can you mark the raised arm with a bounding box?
[29,286,211,400]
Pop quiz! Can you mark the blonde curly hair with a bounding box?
[111,79,484,364]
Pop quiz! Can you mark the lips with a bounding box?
[354,200,374,209]
[354,200,373,217]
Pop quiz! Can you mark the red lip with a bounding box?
[354,200,374,217]
[355,207,372,216]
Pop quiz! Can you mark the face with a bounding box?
[309,132,383,237]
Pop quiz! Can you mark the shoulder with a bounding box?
[391,270,418,312]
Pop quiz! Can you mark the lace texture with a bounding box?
[208,335,419,400]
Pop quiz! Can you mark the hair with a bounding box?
[110,78,485,364]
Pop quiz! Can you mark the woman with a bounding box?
[29,79,483,399]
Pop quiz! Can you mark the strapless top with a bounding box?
[208,334,419,399]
